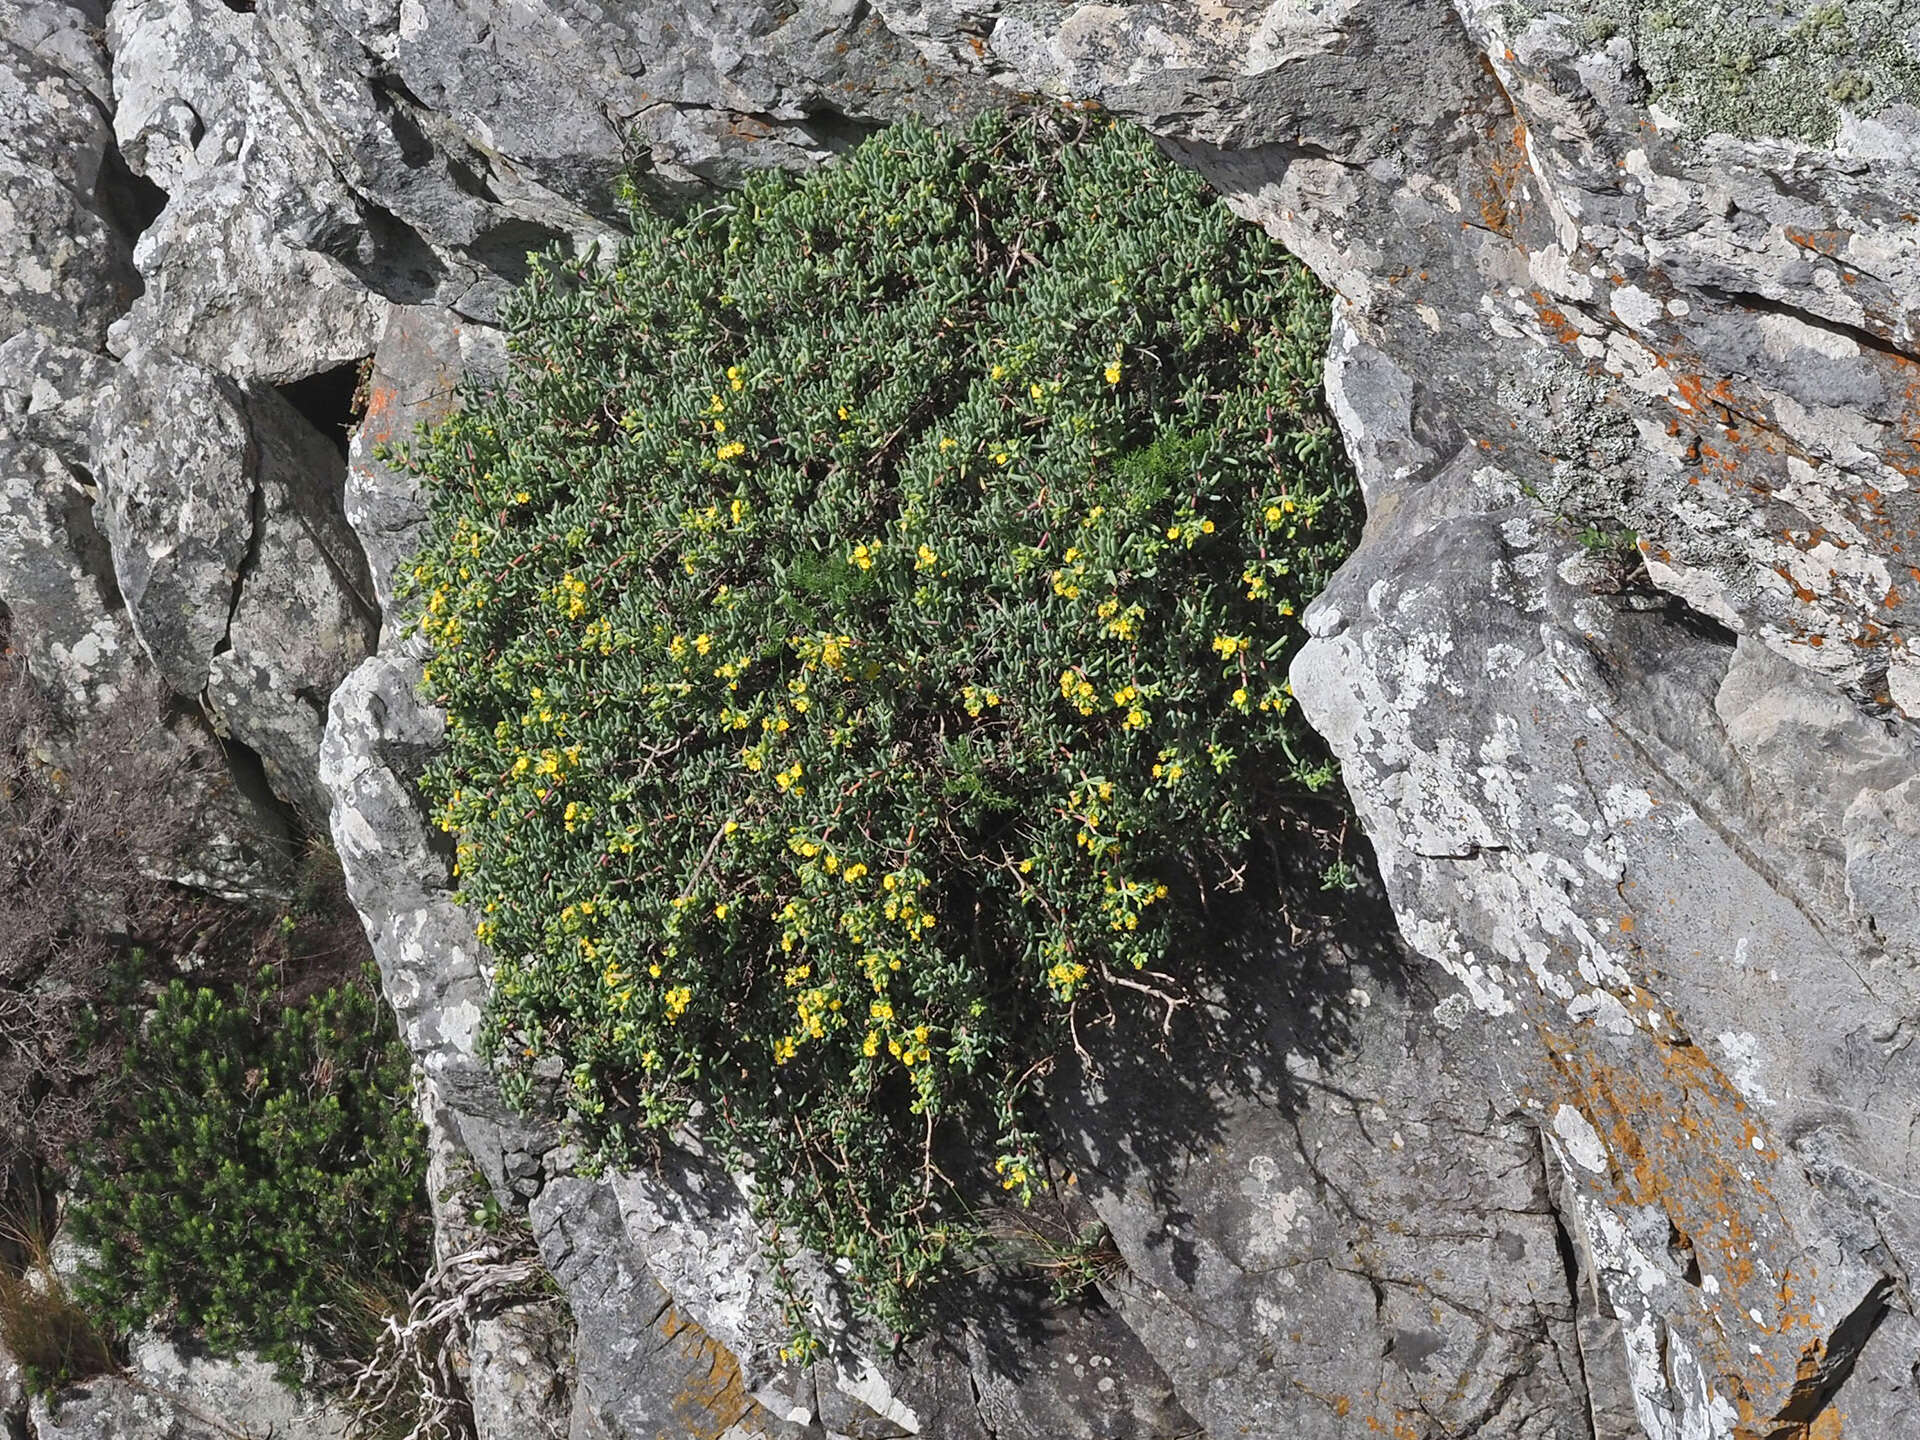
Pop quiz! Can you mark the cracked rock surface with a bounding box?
[3,0,1918,1433]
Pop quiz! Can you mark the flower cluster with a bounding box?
[397,111,1357,1338]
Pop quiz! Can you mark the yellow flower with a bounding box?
[938,436,957,451]
[716,441,746,462]
[916,543,938,571]
[1029,383,1044,400]
[1104,362,1121,385]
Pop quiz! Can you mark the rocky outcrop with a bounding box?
[851,6,1920,1435]
[1295,316,1920,1436]
[4,0,1918,1432]
[23,1337,350,1440]
[272,1,1920,1433]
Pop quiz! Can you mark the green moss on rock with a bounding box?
[1532,0,1920,143]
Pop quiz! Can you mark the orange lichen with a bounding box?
[659,1305,767,1439]
[1474,118,1530,237]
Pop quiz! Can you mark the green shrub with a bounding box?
[398,111,1358,1337]
[67,966,430,1375]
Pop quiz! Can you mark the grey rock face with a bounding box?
[105,0,390,381]
[1294,325,1920,1438]
[1049,910,1593,1440]
[25,1336,347,1440]
[89,350,256,697]
[467,1303,573,1440]
[0,0,135,348]
[0,333,138,715]
[88,351,375,818]
[345,305,504,627]
[208,385,378,820]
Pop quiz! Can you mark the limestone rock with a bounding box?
[88,350,255,697]
[1047,884,1591,1440]
[467,1303,573,1440]
[207,384,378,820]
[0,0,136,348]
[0,334,138,715]
[1293,328,1920,1438]
[26,1339,348,1440]
[345,305,505,626]
[0,345,293,900]
[0,1337,21,1439]
[105,0,389,382]
[1842,778,1920,967]
[111,180,390,384]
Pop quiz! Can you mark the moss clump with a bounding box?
[1522,0,1920,143]
[398,111,1359,1339]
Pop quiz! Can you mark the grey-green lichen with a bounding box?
[1523,0,1920,143]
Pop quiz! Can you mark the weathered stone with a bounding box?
[207,385,378,819]
[89,349,255,697]
[0,334,138,716]
[1294,327,1920,1438]
[0,1336,22,1440]
[105,0,389,381]
[1045,881,1591,1440]
[468,1303,574,1440]
[110,182,390,384]
[345,305,505,627]
[130,1335,351,1440]
[0,0,135,348]
[1841,777,1920,967]
[25,1336,346,1440]
[322,644,512,1120]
